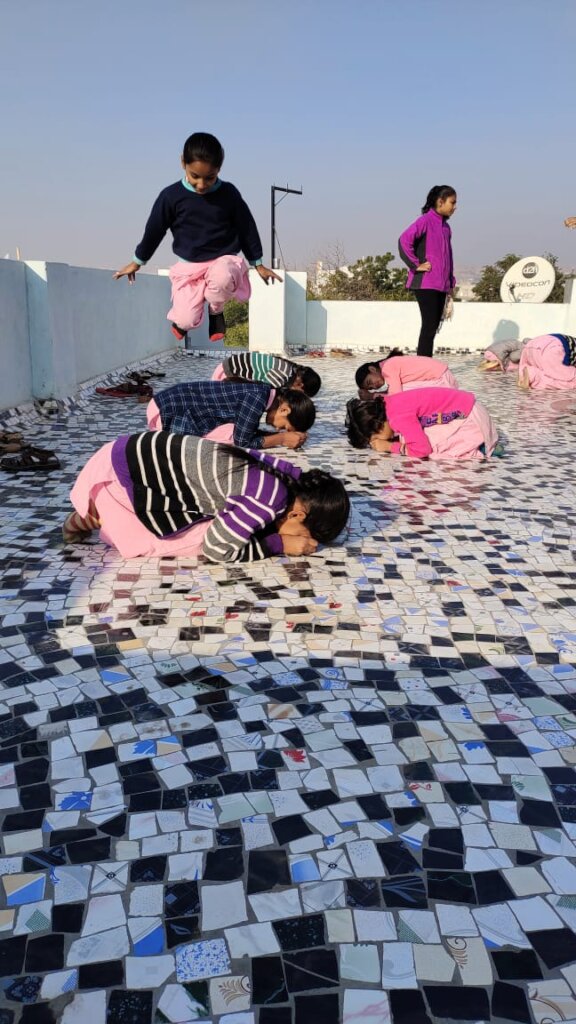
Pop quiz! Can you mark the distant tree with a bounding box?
[224,298,248,326]
[472,252,568,303]
[315,253,412,301]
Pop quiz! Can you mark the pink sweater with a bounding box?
[385,387,476,458]
[379,355,449,395]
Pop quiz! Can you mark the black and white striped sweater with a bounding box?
[120,432,300,562]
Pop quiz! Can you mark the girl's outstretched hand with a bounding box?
[256,264,282,285]
[113,261,141,283]
[565,216,576,229]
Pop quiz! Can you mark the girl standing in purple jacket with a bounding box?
[398,186,457,357]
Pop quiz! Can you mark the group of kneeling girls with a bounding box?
[65,349,508,564]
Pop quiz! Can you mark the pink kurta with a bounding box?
[518,335,576,391]
[69,443,211,558]
[385,387,498,460]
[380,355,457,395]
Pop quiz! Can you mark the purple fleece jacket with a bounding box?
[398,209,455,293]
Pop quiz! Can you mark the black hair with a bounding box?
[422,185,456,215]
[291,365,322,398]
[216,444,350,544]
[270,388,316,432]
[354,350,404,389]
[182,132,224,168]
[345,397,387,449]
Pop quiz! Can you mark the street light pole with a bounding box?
[270,184,303,269]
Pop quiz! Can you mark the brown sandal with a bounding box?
[1,446,60,473]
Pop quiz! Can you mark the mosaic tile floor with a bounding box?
[2,351,576,1024]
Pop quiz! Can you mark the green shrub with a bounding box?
[224,321,249,348]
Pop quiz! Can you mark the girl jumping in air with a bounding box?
[146,380,315,451]
[398,186,457,357]
[114,132,280,342]
[355,351,458,399]
[63,434,350,562]
[212,353,321,396]
[345,387,499,461]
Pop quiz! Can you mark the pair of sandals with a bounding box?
[0,433,60,473]
[95,369,165,399]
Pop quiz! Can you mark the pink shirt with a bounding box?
[385,387,476,458]
[379,355,449,395]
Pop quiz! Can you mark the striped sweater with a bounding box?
[117,432,301,562]
[222,352,297,388]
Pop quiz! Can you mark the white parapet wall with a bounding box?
[0,258,212,412]
[249,270,576,354]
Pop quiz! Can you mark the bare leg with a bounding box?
[517,367,531,390]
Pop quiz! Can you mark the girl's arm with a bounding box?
[202,468,287,561]
[135,192,174,264]
[232,389,270,449]
[233,189,282,284]
[398,215,428,271]
[202,497,283,562]
[381,358,403,395]
[113,191,173,281]
[386,397,433,458]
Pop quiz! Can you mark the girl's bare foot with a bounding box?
[517,367,531,389]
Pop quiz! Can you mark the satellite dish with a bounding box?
[500,256,555,303]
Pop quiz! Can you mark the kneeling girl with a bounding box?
[346,387,498,460]
[64,433,349,562]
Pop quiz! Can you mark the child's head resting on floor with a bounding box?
[181,132,224,194]
[345,397,394,451]
[355,349,405,394]
[289,365,322,397]
[265,388,316,433]
[220,445,350,554]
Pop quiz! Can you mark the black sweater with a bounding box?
[134,179,263,264]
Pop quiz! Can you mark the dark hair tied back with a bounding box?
[422,185,456,214]
[182,132,224,168]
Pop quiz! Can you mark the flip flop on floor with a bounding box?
[0,446,60,473]
[95,382,153,398]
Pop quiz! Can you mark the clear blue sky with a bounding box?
[1,0,575,274]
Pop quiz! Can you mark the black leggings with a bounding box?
[414,289,446,357]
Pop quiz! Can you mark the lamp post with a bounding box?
[270,185,302,269]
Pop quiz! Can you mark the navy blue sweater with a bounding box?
[134,180,263,264]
